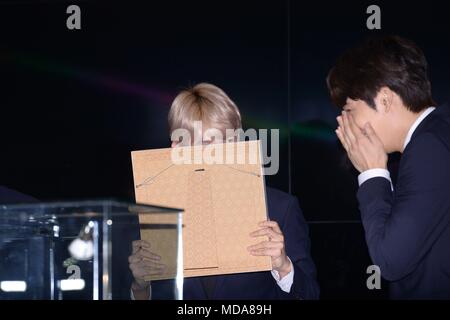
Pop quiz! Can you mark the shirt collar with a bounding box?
[403,106,436,150]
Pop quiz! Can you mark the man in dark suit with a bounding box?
[328,35,450,299]
[180,186,318,300]
[129,83,319,300]
[131,188,319,300]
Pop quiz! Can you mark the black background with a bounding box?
[1,0,450,299]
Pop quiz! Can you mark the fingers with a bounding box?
[140,259,166,269]
[336,116,351,150]
[341,112,357,144]
[335,126,349,151]
[138,249,161,261]
[129,250,161,264]
[133,240,151,248]
[129,254,157,264]
[250,227,283,242]
[130,258,165,269]
[247,240,283,252]
[128,254,140,264]
[249,221,285,258]
[364,122,383,146]
[346,112,364,139]
[257,220,282,234]
[129,258,166,279]
[249,247,283,257]
[132,240,151,254]
[131,264,166,279]
[336,112,367,152]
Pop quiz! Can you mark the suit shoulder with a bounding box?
[407,130,450,156]
[265,186,296,205]
[265,186,301,222]
[401,132,450,185]
[416,108,450,152]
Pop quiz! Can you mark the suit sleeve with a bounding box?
[357,132,450,281]
[278,196,320,300]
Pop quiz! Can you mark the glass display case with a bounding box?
[0,200,183,300]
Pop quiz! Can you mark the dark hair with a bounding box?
[326,35,436,112]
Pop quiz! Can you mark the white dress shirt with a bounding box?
[271,257,295,293]
[357,107,436,188]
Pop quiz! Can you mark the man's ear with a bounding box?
[380,87,394,113]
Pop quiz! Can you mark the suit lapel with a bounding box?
[410,106,447,139]
[409,105,450,152]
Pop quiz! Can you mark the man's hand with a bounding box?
[336,111,388,173]
[248,220,291,279]
[129,240,166,299]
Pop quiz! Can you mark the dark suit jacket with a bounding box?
[0,185,36,204]
[357,105,450,299]
[152,186,319,300]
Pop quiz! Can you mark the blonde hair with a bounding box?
[168,83,242,136]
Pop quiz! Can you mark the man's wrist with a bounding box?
[358,168,391,187]
[131,280,151,300]
[274,258,292,278]
[366,163,387,171]
[132,280,150,292]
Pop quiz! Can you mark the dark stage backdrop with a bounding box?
[1,0,449,299]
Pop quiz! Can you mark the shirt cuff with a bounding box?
[130,284,152,300]
[271,257,294,293]
[358,168,393,190]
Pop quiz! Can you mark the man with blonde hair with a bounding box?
[129,83,319,299]
[168,83,242,145]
